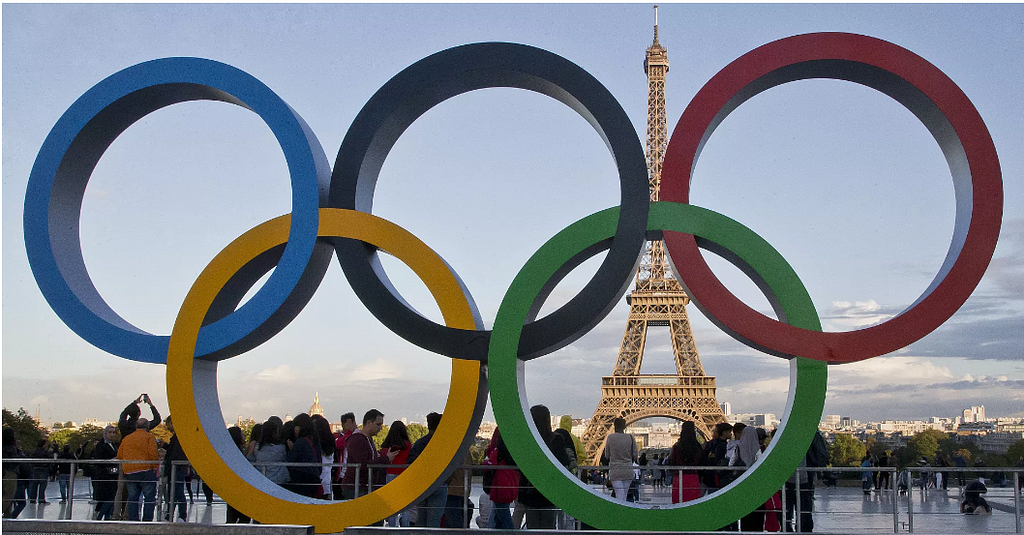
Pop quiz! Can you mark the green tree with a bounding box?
[239,419,257,444]
[830,433,866,466]
[2,407,46,450]
[1006,439,1024,463]
[47,424,104,454]
[407,423,428,443]
[151,423,172,444]
[866,435,887,457]
[908,429,947,461]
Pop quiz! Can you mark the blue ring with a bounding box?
[24,57,330,364]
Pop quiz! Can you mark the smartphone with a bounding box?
[390,445,403,452]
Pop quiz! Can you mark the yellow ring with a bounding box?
[166,208,485,532]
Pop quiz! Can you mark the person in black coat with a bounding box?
[28,440,51,504]
[2,427,31,518]
[90,426,119,520]
[118,394,161,438]
[518,405,571,529]
[162,416,190,522]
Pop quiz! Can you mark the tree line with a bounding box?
[828,428,1024,467]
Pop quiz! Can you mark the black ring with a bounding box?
[330,42,649,361]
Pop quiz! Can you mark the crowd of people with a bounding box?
[6,397,1022,529]
[1,395,472,527]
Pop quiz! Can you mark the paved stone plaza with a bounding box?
[10,477,1021,533]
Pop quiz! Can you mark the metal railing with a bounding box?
[3,458,1021,532]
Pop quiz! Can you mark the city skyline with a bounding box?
[3,4,1023,427]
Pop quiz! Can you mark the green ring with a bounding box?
[489,202,827,530]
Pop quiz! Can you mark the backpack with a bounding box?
[806,431,829,467]
[553,429,578,474]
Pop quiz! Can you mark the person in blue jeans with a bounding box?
[117,418,159,521]
[125,470,157,521]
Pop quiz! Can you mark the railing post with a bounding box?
[463,465,470,528]
[170,462,177,522]
[368,465,373,494]
[1014,470,1020,534]
[907,469,914,533]
[781,478,787,532]
[795,468,802,533]
[891,467,898,534]
[354,465,361,498]
[66,460,76,520]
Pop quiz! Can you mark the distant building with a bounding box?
[876,420,945,434]
[720,402,732,416]
[962,405,986,424]
[309,392,324,417]
[477,421,497,440]
[728,413,778,429]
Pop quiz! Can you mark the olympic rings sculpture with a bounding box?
[24,33,1001,532]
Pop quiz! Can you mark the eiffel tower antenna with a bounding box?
[581,10,727,463]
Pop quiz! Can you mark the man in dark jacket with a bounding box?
[28,440,51,504]
[700,422,733,491]
[118,394,161,438]
[162,416,189,522]
[2,428,31,518]
[340,409,396,509]
[91,425,119,520]
[407,412,444,527]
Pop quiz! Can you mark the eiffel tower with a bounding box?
[581,7,727,463]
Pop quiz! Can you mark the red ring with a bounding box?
[661,32,1002,363]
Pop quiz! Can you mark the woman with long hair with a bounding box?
[668,421,702,503]
[245,423,263,460]
[381,421,412,526]
[487,428,519,529]
[736,427,763,531]
[225,426,251,523]
[311,415,336,499]
[286,414,322,498]
[518,405,571,529]
[253,418,289,487]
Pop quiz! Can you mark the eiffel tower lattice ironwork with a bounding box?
[580,8,727,463]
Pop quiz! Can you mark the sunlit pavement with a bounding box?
[12,479,1022,533]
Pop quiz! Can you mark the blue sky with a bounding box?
[3,3,1023,427]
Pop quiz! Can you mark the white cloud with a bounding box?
[351,358,402,381]
[254,365,297,382]
[829,356,954,391]
[824,299,895,330]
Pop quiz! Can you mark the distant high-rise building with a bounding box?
[720,402,732,416]
[973,406,986,422]
[824,415,842,428]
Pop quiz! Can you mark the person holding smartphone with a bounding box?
[380,421,412,526]
[113,394,161,519]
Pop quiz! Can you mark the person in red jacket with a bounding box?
[340,409,397,504]
[331,412,357,502]
[381,421,412,526]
